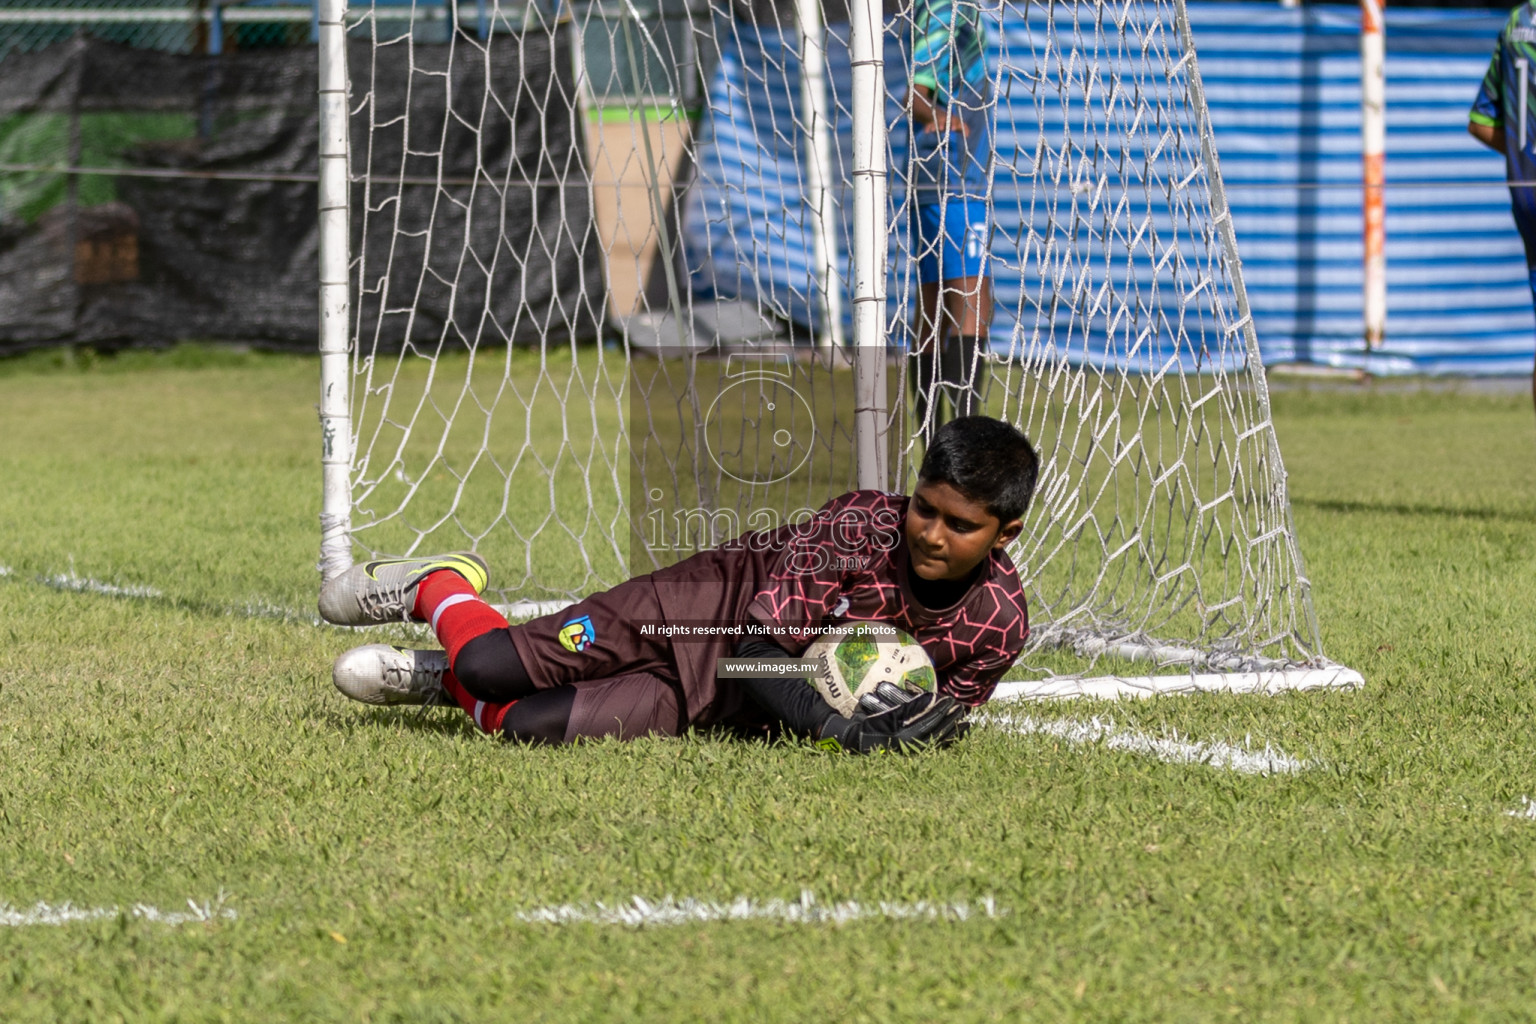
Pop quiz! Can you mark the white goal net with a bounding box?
[315,0,1360,696]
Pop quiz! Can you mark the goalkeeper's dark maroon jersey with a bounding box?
[741,490,1029,706]
[648,490,1029,717]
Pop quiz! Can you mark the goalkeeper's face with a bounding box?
[905,480,1023,581]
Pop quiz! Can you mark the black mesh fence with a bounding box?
[0,28,605,352]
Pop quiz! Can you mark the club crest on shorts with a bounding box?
[558,615,597,653]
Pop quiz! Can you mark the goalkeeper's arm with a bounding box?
[732,639,970,753]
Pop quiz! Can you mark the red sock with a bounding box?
[412,570,510,665]
[440,670,515,734]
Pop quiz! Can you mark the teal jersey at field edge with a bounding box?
[1472,1,1536,212]
[910,0,989,111]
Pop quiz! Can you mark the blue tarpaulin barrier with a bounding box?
[679,3,1530,375]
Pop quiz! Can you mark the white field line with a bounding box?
[1507,796,1536,819]
[977,711,1314,775]
[0,562,162,600]
[235,599,318,623]
[2,561,574,628]
[0,899,236,928]
[516,892,1004,927]
[39,571,163,599]
[1,562,321,622]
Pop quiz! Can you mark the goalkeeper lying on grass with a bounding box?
[319,416,1038,753]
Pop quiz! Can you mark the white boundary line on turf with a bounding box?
[516,892,1004,927]
[0,899,236,928]
[39,570,163,599]
[0,563,163,600]
[1507,797,1536,819]
[978,712,1314,775]
[0,562,593,627]
[1,561,321,622]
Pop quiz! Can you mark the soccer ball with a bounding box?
[804,621,937,718]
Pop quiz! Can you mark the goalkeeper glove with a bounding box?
[814,682,971,754]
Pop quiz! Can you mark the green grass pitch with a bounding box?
[3,345,1536,1021]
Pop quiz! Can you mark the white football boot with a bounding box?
[332,644,451,706]
[318,552,489,626]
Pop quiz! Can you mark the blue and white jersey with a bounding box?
[1472,1,1536,213]
[909,0,993,198]
[910,0,990,114]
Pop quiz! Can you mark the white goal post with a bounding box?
[315,0,1362,699]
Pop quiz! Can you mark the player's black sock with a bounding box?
[942,334,987,417]
[452,629,538,703]
[911,348,938,429]
[501,686,576,746]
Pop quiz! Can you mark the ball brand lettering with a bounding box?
[804,621,936,718]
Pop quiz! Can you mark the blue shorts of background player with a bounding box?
[1512,198,1536,275]
[913,194,989,284]
[909,104,992,285]
[907,97,994,429]
[1499,183,1536,415]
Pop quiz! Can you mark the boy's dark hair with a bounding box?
[918,416,1039,523]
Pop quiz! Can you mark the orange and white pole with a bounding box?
[1361,0,1386,350]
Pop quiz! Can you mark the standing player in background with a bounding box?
[907,0,995,430]
[1471,3,1536,414]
